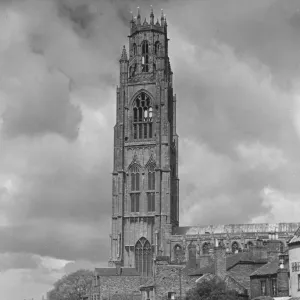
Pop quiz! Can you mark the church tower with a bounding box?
[109,8,179,276]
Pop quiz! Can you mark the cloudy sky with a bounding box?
[1,0,300,298]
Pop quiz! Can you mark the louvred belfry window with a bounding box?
[141,41,149,72]
[133,93,153,140]
[135,237,152,277]
[147,164,155,212]
[130,165,140,213]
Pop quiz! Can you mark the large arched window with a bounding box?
[133,92,153,140]
[130,164,140,213]
[174,244,184,263]
[135,237,152,277]
[147,163,155,212]
[141,41,149,72]
[188,243,196,261]
[247,241,253,248]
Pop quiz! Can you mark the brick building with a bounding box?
[288,226,300,298]
[89,8,300,300]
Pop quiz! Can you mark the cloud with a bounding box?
[1,0,300,298]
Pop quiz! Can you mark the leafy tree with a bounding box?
[48,269,94,300]
[186,277,240,300]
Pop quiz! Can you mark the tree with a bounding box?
[48,269,94,300]
[186,277,240,300]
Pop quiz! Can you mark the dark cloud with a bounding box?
[2,73,82,140]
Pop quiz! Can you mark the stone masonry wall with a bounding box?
[93,276,141,300]
[154,263,197,300]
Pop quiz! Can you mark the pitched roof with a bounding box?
[250,259,279,277]
[189,264,214,276]
[289,226,300,245]
[189,251,267,276]
[140,277,155,290]
[95,267,140,276]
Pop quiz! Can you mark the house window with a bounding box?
[130,164,140,213]
[133,43,137,56]
[298,274,300,291]
[292,262,300,272]
[132,92,153,140]
[261,280,266,296]
[271,278,277,296]
[168,292,176,300]
[135,237,152,277]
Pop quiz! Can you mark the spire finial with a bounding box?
[137,6,141,25]
[161,9,164,26]
[150,5,154,24]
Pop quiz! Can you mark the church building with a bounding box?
[87,8,300,300]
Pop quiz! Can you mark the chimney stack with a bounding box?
[214,241,226,280]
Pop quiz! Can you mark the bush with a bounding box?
[186,277,240,300]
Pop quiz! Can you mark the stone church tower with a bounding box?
[109,9,179,276]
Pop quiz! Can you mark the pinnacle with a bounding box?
[120,45,128,61]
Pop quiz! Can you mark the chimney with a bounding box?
[214,243,226,280]
[277,267,289,297]
[251,239,267,260]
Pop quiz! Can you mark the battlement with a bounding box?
[129,7,167,36]
[175,222,300,236]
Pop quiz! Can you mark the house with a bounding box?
[288,226,300,298]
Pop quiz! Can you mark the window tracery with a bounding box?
[133,93,153,140]
[147,163,155,212]
[135,237,152,277]
[130,164,140,213]
[174,244,184,263]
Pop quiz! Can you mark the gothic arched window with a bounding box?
[188,243,196,261]
[174,244,184,263]
[135,237,152,277]
[147,163,155,212]
[247,241,253,248]
[133,93,153,140]
[130,164,140,213]
[231,241,239,253]
[141,41,149,72]
[202,243,209,255]
[154,41,160,55]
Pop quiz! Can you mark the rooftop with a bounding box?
[174,223,300,236]
[189,251,267,276]
[288,226,300,245]
[250,259,279,277]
